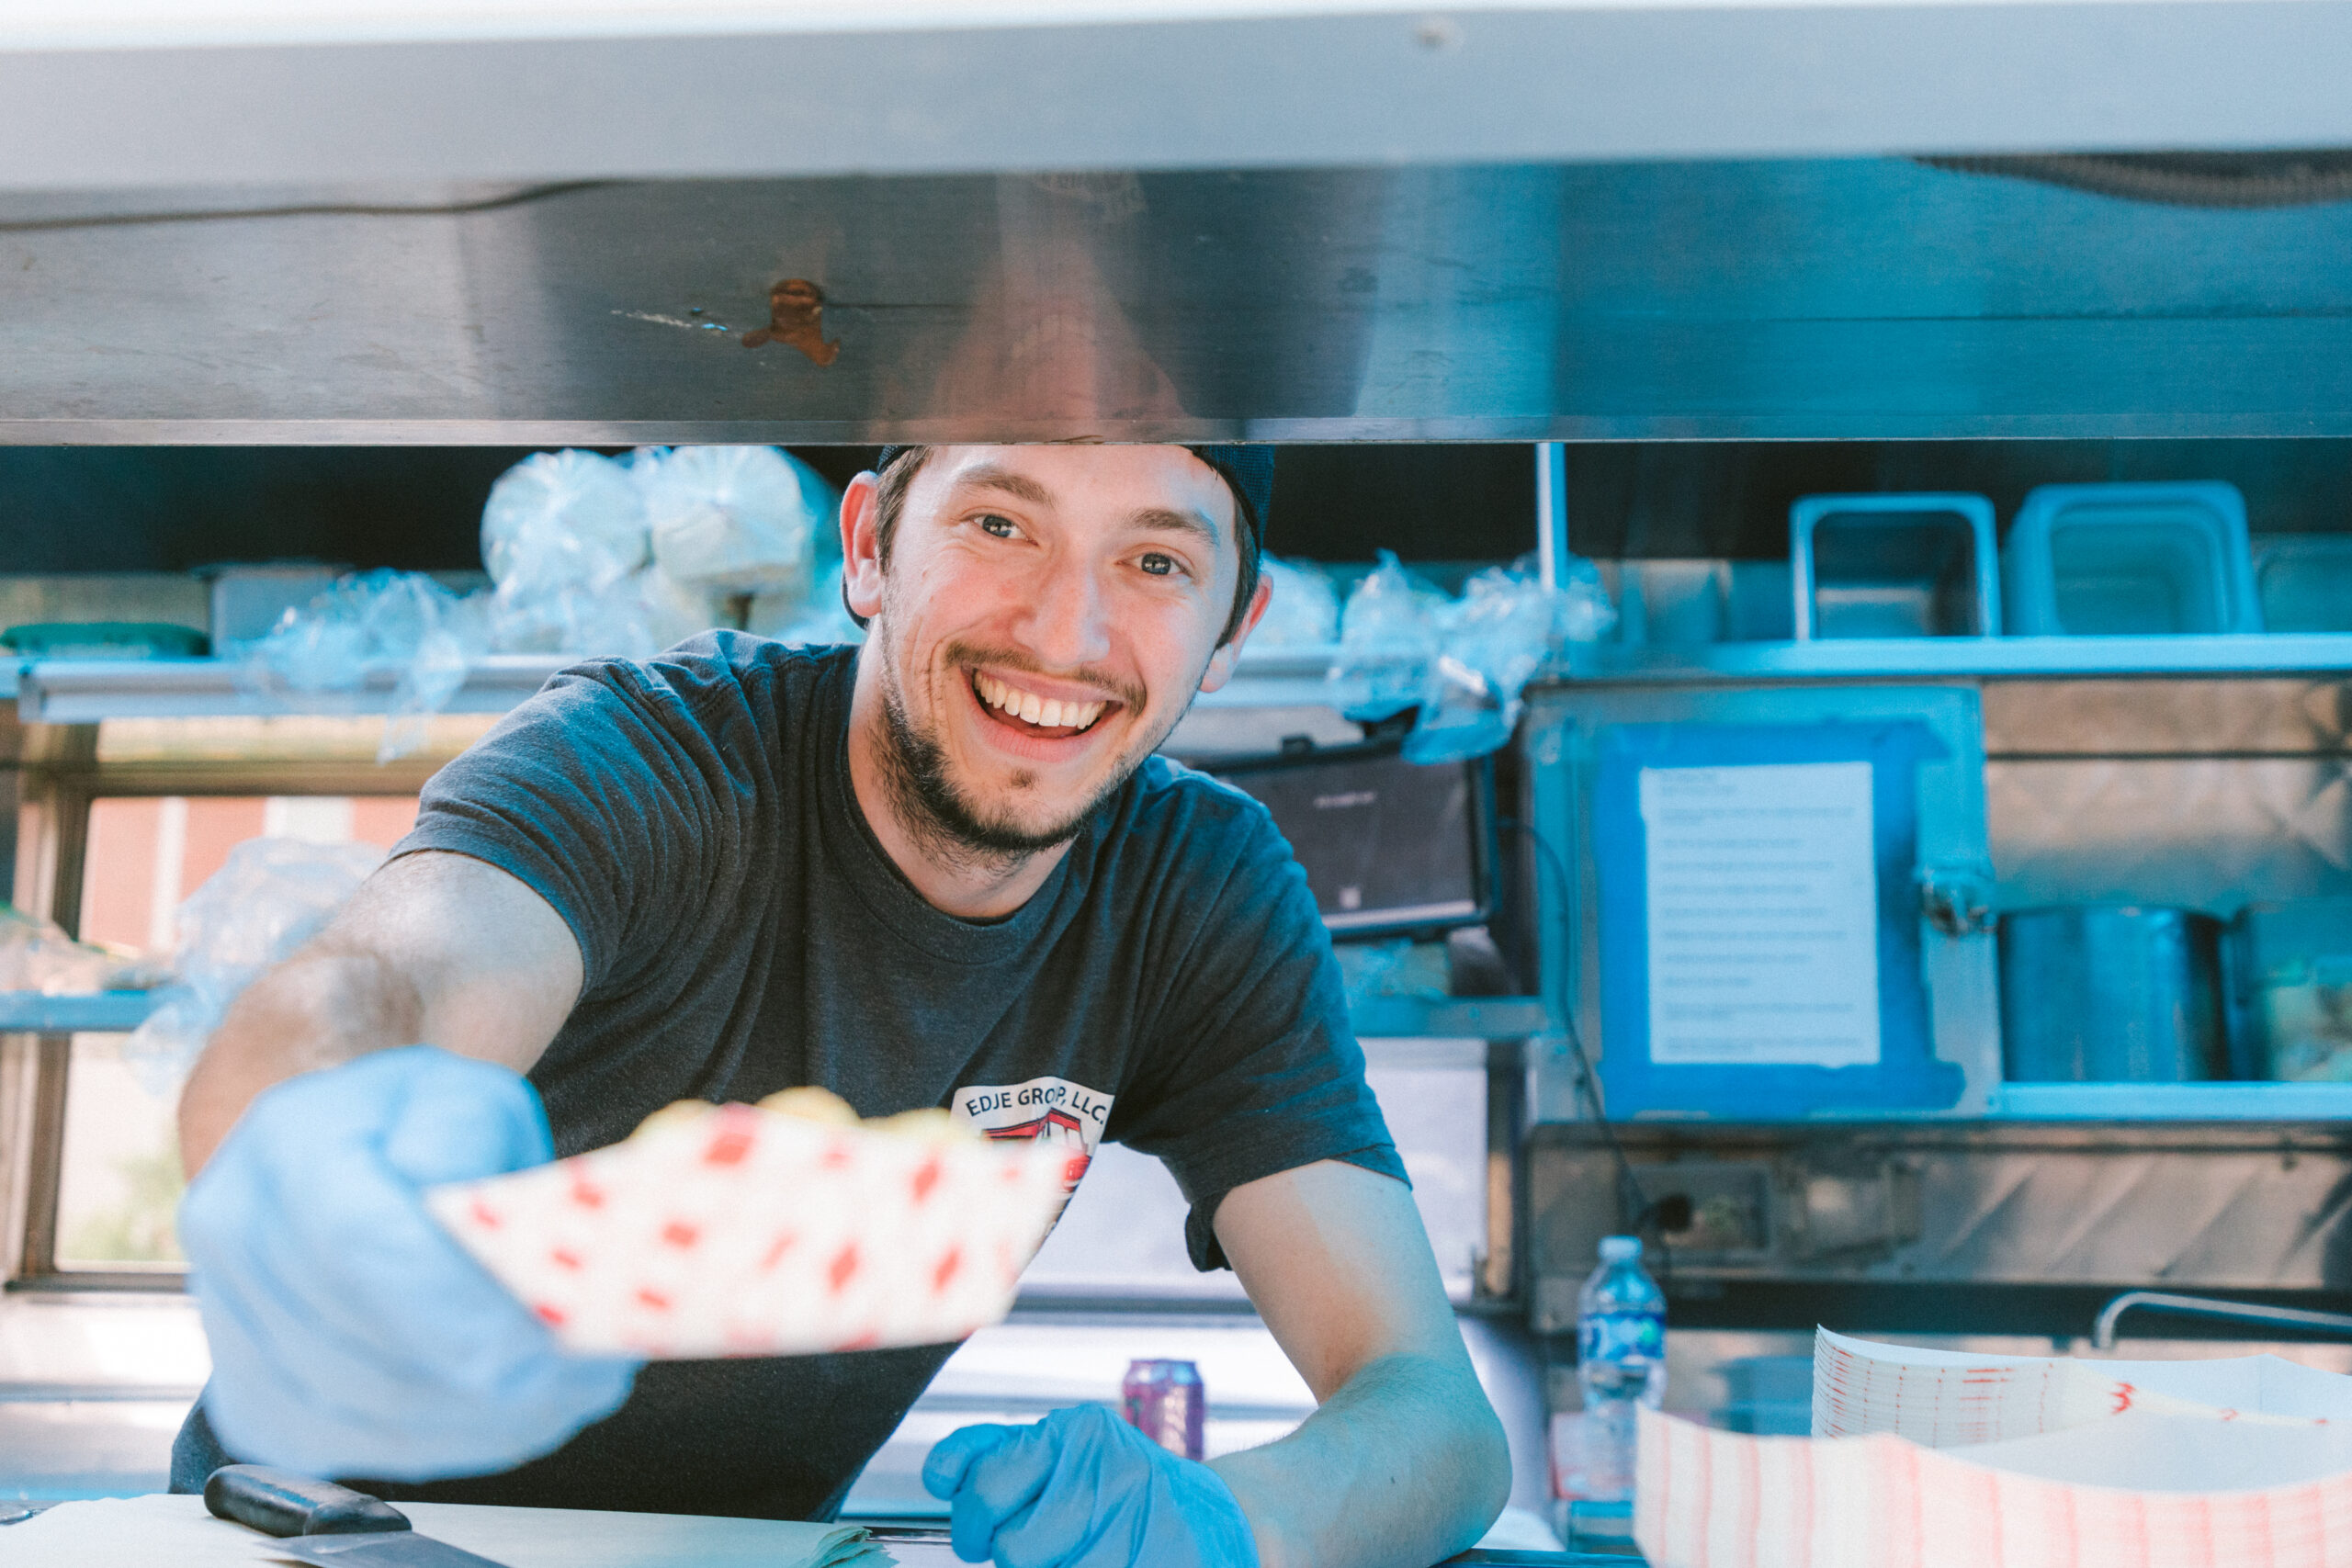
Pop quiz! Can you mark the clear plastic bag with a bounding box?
[1551,553,1618,646]
[1250,556,1341,648]
[1405,567,1569,763]
[635,446,826,600]
[748,563,865,648]
[1333,937,1453,1010]
[482,446,842,659]
[234,570,491,762]
[124,837,384,1089]
[1330,551,1618,762]
[0,903,121,995]
[632,562,734,651]
[481,449,648,598]
[1330,551,1444,722]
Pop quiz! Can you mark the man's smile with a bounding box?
[964,666,1126,746]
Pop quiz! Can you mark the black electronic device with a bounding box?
[1207,740,1495,941]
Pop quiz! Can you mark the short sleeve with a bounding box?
[1108,786,1406,1271]
[392,647,758,996]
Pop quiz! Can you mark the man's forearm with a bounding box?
[178,944,428,1176]
[1209,1351,1510,1568]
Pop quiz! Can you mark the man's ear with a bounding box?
[1197,577,1274,694]
[842,472,886,622]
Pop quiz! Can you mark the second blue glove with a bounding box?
[922,1404,1260,1568]
[178,1045,639,1481]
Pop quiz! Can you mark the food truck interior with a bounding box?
[4,17,2352,1553]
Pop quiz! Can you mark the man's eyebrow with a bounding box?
[944,464,1055,508]
[1125,506,1222,547]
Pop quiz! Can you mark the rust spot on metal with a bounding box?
[741,278,840,365]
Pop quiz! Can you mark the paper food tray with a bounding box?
[1635,1330,2352,1568]
[426,1101,1073,1358]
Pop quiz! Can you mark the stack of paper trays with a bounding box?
[426,1100,1072,1358]
[1636,1328,2352,1568]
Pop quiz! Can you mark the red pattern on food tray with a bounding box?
[426,1100,1067,1359]
[704,1122,756,1167]
[828,1244,860,1293]
[1634,1405,2352,1568]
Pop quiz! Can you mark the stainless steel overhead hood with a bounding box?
[3,4,2350,446]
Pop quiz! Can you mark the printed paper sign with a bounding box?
[1639,761,1881,1068]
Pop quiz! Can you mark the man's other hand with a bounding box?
[178,1045,639,1480]
[922,1405,1259,1568]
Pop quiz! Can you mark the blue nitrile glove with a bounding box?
[922,1404,1260,1568]
[178,1044,639,1481]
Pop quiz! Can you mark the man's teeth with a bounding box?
[974,672,1107,731]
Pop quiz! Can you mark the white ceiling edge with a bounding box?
[0,2,2346,189]
[0,0,2235,52]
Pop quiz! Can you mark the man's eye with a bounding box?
[978,514,1017,538]
[1138,553,1181,578]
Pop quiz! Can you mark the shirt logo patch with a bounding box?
[950,1076,1113,1195]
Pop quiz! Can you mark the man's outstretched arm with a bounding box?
[1209,1157,1512,1568]
[178,848,582,1174]
[172,849,628,1482]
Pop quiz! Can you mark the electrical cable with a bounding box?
[1915,151,2352,210]
[1499,814,1686,1292]
[0,179,619,235]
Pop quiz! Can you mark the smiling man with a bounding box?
[169,444,1511,1568]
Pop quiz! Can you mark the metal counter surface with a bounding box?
[867,1533,1627,1567]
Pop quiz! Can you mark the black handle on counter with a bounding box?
[203,1465,413,1538]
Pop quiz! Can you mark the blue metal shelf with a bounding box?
[0,991,156,1032]
[1559,633,2352,685]
[1349,997,1553,1040]
[1988,1081,2352,1121]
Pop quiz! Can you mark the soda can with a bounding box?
[1121,1359,1205,1461]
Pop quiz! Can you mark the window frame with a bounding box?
[0,728,1534,1315]
[5,730,442,1292]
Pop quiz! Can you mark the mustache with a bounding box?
[943,640,1148,714]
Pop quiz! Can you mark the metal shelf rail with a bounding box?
[0,992,154,1033]
[1560,633,2352,684]
[9,989,2346,1122]
[28,634,2352,723]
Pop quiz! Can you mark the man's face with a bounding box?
[847,445,1260,855]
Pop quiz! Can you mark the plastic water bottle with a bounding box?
[1569,1235,1666,1502]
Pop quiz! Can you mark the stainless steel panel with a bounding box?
[1982,679,2352,758]
[1997,906,2228,1082]
[1529,1122,2352,1328]
[1986,757,2352,911]
[6,7,2352,191]
[6,158,2352,443]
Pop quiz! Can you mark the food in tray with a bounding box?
[424,1090,1070,1359]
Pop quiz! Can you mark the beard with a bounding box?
[872,628,1163,870]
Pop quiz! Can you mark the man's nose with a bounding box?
[1017,556,1114,670]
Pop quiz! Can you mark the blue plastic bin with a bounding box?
[1791,492,2000,639]
[2002,481,2262,637]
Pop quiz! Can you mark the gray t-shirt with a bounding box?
[360,634,1400,1518]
